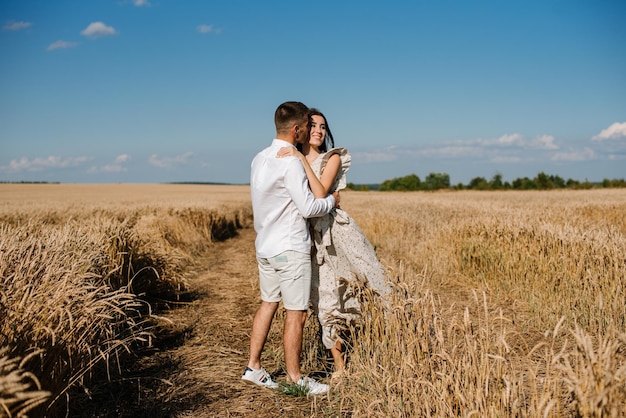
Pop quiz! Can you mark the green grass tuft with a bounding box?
[280,381,309,397]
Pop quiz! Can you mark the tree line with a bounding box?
[347,172,626,191]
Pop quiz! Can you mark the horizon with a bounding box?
[2,168,624,187]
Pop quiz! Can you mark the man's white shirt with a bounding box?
[251,139,336,258]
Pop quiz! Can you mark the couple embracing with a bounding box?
[242,101,390,396]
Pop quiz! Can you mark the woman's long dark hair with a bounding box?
[307,108,335,153]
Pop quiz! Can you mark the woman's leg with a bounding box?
[330,340,345,373]
[312,261,342,358]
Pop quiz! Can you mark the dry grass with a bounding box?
[0,349,50,417]
[0,184,251,417]
[315,189,626,417]
[1,185,625,417]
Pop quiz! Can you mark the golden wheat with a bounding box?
[0,184,251,416]
[1,185,625,416]
[0,349,50,418]
[313,189,626,417]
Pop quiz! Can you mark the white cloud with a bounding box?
[197,24,222,34]
[133,0,151,6]
[114,154,130,163]
[149,152,193,168]
[421,145,482,158]
[551,147,595,162]
[3,21,32,31]
[490,156,523,163]
[592,122,626,141]
[2,156,91,172]
[429,133,561,160]
[494,133,524,146]
[463,133,524,147]
[418,133,531,160]
[197,24,213,34]
[530,135,558,150]
[101,164,127,172]
[47,40,78,51]
[103,154,131,172]
[353,149,397,163]
[351,129,615,170]
[86,154,131,173]
[81,22,117,38]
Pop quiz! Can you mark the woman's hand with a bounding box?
[276,146,302,159]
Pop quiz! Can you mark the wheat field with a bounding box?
[1,184,625,417]
[0,184,252,417]
[333,189,626,417]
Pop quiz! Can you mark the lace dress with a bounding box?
[308,148,390,349]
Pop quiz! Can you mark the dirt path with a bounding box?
[77,224,541,418]
[77,222,543,417]
[98,227,316,417]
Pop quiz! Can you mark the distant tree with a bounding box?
[489,173,503,190]
[580,179,593,189]
[346,182,370,191]
[602,178,626,188]
[423,172,450,191]
[376,171,623,192]
[468,176,489,190]
[550,174,566,188]
[534,172,554,189]
[380,174,421,191]
[398,174,420,191]
[512,177,537,190]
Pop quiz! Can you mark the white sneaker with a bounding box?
[241,367,279,389]
[296,376,329,395]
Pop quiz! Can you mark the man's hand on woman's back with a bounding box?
[332,191,340,208]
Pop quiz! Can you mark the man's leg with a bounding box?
[272,250,311,383]
[284,309,308,383]
[247,300,279,370]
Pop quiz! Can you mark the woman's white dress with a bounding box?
[308,148,390,349]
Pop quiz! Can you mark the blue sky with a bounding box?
[1,0,625,185]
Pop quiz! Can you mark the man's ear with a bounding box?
[292,124,299,137]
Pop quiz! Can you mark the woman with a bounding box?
[277,108,390,376]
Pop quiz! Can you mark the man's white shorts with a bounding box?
[257,250,311,311]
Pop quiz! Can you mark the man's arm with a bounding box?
[284,159,335,218]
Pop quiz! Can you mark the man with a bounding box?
[242,101,337,396]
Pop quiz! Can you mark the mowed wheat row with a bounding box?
[1,184,625,417]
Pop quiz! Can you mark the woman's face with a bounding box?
[309,115,327,148]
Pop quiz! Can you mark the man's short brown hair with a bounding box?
[274,101,309,134]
